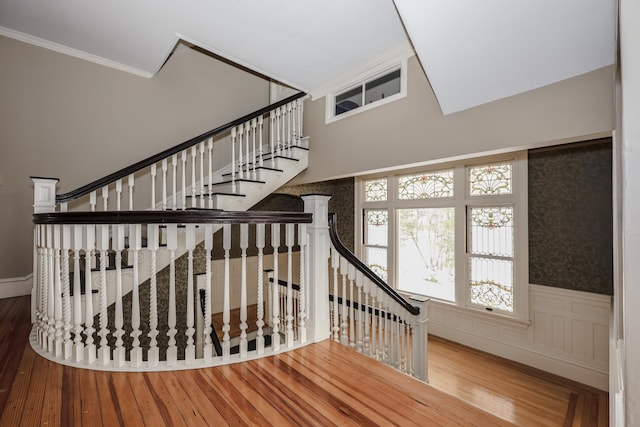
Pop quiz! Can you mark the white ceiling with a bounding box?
[0,0,617,114]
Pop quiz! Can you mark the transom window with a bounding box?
[327,60,407,123]
[357,153,528,320]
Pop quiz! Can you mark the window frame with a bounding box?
[355,152,529,322]
[325,59,408,124]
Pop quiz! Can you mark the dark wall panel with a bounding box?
[528,139,613,295]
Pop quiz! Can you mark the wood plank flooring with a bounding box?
[0,296,608,426]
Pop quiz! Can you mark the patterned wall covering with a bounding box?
[528,138,613,295]
[274,177,355,251]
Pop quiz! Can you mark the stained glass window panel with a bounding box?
[365,210,388,246]
[365,178,387,201]
[397,208,455,301]
[469,257,513,311]
[398,170,454,200]
[469,162,512,196]
[469,207,514,257]
[365,247,387,281]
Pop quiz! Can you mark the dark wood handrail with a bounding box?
[55,92,307,204]
[328,213,420,316]
[33,209,312,225]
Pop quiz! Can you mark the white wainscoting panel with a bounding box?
[428,283,611,390]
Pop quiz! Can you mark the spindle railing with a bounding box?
[328,213,429,381]
[31,209,312,370]
[263,211,429,381]
[48,92,306,212]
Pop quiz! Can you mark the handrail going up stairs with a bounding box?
[55,92,306,204]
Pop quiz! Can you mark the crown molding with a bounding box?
[0,26,154,78]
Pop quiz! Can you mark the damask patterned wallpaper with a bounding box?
[528,138,613,295]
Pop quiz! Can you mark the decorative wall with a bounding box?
[528,139,613,295]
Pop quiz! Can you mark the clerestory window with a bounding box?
[327,61,407,123]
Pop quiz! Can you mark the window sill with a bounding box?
[400,292,531,329]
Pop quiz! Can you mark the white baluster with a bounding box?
[238,123,245,180]
[191,146,197,207]
[35,226,44,345]
[101,185,108,211]
[203,224,213,360]
[340,257,348,346]
[250,118,257,180]
[331,249,340,341]
[166,224,178,365]
[298,98,304,139]
[275,107,282,156]
[199,142,205,208]
[244,122,250,180]
[269,111,276,168]
[256,223,265,354]
[181,152,187,210]
[113,224,125,367]
[150,164,157,210]
[46,225,55,352]
[97,224,110,365]
[222,224,231,360]
[286,102,292,155]
[90,191,97,212]
[285,223,294,347]
[370,294,377,359]
[348,265,356,349]
[53,225,64,357]
[172,154,178,210]
[258,116,264,167]
[162,159,168,211]
[147,224,160,366]
[185,224,196,362]
[129,224,142,367]
[84,224,96,364]
[363,278,371,356]
[72,225,84,362]
[128,174,134,210]
[271,223,280,351]
[61,225,72,359]
[115,179,122,211]
[231,127,237,193]
[356,271,364,353]
[239,223,248,357]
[298,223,307,343]
[207,138,214,209]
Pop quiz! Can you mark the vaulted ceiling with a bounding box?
[0,0,617,114]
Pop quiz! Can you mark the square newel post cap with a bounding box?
[31,177,59,214]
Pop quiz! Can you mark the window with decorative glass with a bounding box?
[356,153,528,320]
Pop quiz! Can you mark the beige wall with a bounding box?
[293,56,614,185]
[0,36,269,278]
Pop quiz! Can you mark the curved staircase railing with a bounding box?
[32,209,313,370]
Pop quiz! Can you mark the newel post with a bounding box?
[409,295,430,382]
[302,195,331,342]
[31,177,58,324]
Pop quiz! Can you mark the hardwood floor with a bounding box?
[0,296,608,426]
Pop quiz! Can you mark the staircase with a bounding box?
[29,93,428,381]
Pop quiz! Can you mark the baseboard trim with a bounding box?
[429,319,609,391]
[0,274,33,299]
